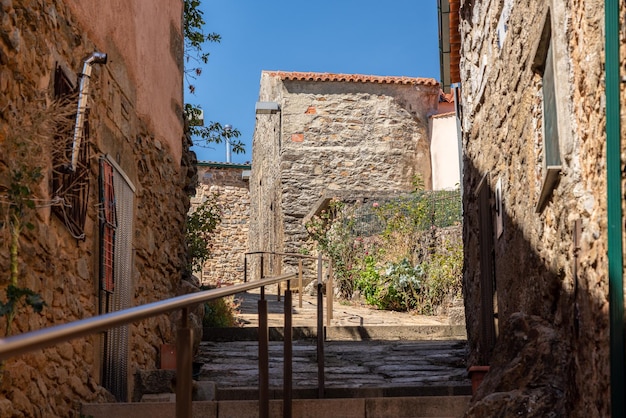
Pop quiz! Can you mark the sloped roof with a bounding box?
[449,0,461,84]
[265,71,439,86]
[430,111,456,119]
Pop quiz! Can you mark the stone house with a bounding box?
[0,1,193,415]
[456,0,624,416]
[192,162,251,286]
[249,71,459,272]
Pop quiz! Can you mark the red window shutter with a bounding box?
[100,160,117,292]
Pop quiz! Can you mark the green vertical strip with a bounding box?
[605,0,625,415]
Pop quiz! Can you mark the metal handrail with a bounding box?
[0,272,296,360]
[243,251,334,324]
[0,251,333,418]
[245,250,326,261]
[0,272,297,418]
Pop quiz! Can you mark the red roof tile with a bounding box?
[440,90,455,103]
[265,71,439,86]
[449,0,461,84]
[430,111,456,119]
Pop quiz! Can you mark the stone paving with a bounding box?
[233,287,459,328]
[194,288,471,398]
[196,339,469,392]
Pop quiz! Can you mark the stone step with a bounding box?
[82,395,472,418]
[215,383,472,401]
[203,325,467,342]
[195,340,470,393]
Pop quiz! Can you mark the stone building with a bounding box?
[0,1,192,415]
[192,162,251,286]
[456,0,625,416]
[249,71,459,270]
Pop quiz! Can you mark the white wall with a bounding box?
[430,112,461,190]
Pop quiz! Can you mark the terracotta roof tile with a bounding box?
[440,90,455,103]
[449,0,461,84]
[265,71,439,86]
[430,111,456,119]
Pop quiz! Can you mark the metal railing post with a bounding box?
[316,253,325,398]
[176,308,193,418]
[260,254,264,280]
[326,261,334,326]
[259,289,269,418]
[298,259,303,308]
[244,255,248,283]
[277,254,282,302]
[283,289,293,418]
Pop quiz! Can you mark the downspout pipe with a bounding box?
[66,51,108,172]
[604,0,624,415]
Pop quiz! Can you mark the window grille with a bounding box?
[99,156,134,402]
[53,64,90,239]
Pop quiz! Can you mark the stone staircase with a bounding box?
[82,396,471,417]
[82,290,472,417]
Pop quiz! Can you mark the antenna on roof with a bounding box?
[224,124,232,163]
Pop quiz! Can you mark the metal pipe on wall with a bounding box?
[67,52,107,172]
[604,0,625,415]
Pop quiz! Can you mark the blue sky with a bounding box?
[186,1,441,164]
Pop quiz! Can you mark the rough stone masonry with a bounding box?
[249,71,441,275]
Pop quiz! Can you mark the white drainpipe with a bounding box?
[67,51,107,172]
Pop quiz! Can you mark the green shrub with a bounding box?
[355,255,380,305]
[200,286,240,328]
[186,195,221,272]
[306,185,462,315]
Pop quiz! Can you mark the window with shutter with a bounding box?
[531,10,562,213]
[100,159,116,292]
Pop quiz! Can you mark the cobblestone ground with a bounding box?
[196,288,470,394]
[195,339,470,390]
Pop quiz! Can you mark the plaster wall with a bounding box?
[65,0,184,162]
[0,1,189,415]
[430,113,460,190]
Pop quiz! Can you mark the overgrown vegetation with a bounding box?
[186,195,244,327]
[200,285,241,328]
[186,194,221,272]
[0,98,77,335]
[306,178,462,315]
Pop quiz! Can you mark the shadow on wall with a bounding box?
[462,159,609,417]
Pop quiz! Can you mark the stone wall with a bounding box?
[250,72,440,274]
[192,163,251,286]
[0,1,189,416]
[459,0,610,416]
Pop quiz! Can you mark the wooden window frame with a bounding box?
[532,10,562,213]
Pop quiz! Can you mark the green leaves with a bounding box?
[184,0,220,69]
[184,104,245,154]
[182,3,246,155]
[0,285,46,335]
[186,194,222,271]
[307,189,463,314]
